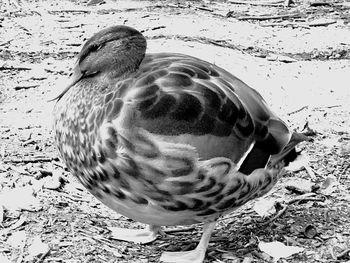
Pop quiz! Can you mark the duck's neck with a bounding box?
[109,59,143,80]
[107,35,147,78]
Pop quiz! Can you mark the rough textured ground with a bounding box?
[0,0,349,262]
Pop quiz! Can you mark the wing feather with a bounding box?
[117,53,290,154]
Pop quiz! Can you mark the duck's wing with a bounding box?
[117,53,291,158]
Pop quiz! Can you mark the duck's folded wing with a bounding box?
[120,53,291,156]
[95,54,294,210]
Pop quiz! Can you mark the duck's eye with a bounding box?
[90,43,104,53]
[79,43,105,63]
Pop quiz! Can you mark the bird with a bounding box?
[53,25,308,263]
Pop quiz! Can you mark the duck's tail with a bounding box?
[269,131,312,168]
[239,131,312,175]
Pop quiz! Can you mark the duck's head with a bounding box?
[78,25,146,77]
[54,25,146,101]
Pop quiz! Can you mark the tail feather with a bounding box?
[239,131,311,174]
[269,132,312,167]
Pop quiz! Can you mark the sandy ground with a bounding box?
[0,0,349,262]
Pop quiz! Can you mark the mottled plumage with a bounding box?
[53,25,306,263]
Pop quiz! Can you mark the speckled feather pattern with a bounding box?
[54,42,290,225]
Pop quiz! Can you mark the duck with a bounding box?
[53,25,308,263]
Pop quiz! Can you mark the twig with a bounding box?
[252,250,270,260]
[336,248,350,259]
[59,192,90,203]
[229,0,284,6]
[164,226,196,234]
[309,1,332,7]
[309,20,336,27]
[66,43,81,47]
[0,215,27,236]
[0,66,32,71]
[263,204,288,225]
[79,231,121,250]
[197,6,213,12]
[52,161,67,169]
[34,249,50,263]
[151,26,166,31]
[0,39,14,46]
[287,195,325,205]
[304,165,316,180]
[314,104,341,110]
[22,139,36,147]
[14,84,40,90]
[287,106,309,116]
[167,3,188,8]
[261,22,310,29]
[238,12,301,21]
[219,210,255,222]
[147,34,241,51]
[48,9,91,14]
[263,194,325,224]
[3,157,59,163]
[62,25,82,29]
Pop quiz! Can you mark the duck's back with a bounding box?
[115,53,290,164]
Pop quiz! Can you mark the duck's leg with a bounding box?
[109,224,163,244]
[160,221,216,263]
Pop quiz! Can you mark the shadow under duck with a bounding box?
[53,25,307,263]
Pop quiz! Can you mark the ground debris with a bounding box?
[0,0,349,262]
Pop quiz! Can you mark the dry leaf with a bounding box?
[267,54,297,63]
[258,240,304,262]
[25,236,50,261]
[339,143,350,155]
[253,199,276,217]
[109,227,158,244]
[112,250,124,258]
[285,178,313,193]
[286,153,309,171]
[0,186,42,213]
[222,252,240,261]
[0,215,27,236]
[43,170,63,190]
[320,175,340,195]
[0,254,11,263]
[242,255,254,263]
[7,230,27,249]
